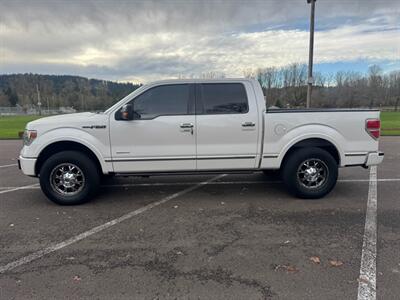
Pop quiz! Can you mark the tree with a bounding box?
[4,87,19,106]
[368,65,383,108]
[0,74,140,111]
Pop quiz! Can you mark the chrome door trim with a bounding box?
[106,155,256,162]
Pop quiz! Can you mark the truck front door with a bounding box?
[109,83,196,172]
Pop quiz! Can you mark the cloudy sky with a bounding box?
[0,0,399,83]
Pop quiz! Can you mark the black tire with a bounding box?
[282,147,338,199]
[39,151,100,205]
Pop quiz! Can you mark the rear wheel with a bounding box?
[39,151,100,205]
[282,147,338,199]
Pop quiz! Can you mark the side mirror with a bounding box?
[121,104,133,120]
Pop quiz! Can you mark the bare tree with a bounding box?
[368,65,383,108]
[175,63,400,110]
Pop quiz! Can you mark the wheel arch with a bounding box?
[280,137,341,168]
[35,141,104,176]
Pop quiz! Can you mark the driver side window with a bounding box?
[129,84,190,119]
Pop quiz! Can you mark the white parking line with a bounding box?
[0,183,39,194]
[357,166,377,300]
[0,174,226,274]
[0,163,18,169]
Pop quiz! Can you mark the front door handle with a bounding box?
[242,122,256,127]
[180,123,194,128]
[180,123,194,135]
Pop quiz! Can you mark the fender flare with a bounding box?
[277,131,345,167]
[35,129,111,174]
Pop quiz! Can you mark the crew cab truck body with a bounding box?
[19,79,384,205]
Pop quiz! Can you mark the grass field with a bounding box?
[0,115,43,139]
[0,111,399,139]
[381,111,400,135]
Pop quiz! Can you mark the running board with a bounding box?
[111,170,256,177]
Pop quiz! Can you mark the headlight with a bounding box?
[23,130,37,146]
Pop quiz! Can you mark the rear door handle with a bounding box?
[242,122,256,127]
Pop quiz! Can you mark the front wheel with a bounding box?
[282,147,338,199]
[39,151,100,205]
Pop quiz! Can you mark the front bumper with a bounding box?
[364,151,384,166]
[18,155,37,176]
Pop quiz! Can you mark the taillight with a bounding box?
[366,119,380,139]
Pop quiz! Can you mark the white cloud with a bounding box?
[0,0,399,82]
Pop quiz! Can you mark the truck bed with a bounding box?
[261,108,381,168]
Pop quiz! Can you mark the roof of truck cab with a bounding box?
[147,78,256,85]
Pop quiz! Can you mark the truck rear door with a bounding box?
[195,82,260,170]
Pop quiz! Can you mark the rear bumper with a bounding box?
[364,151,384,167]
[18,155,37,176]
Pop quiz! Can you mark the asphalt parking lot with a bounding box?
[0,137,399,300]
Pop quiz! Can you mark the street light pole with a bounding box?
[306,0,316,108]
[36,84,42,116]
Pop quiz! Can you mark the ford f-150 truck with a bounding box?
[19,79,384,205]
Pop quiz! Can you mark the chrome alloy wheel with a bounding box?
[50,163,85,196]
[297,158,329,189]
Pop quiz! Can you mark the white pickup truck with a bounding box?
[19,79,384,205]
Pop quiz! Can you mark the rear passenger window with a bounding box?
[200,83,248,114]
